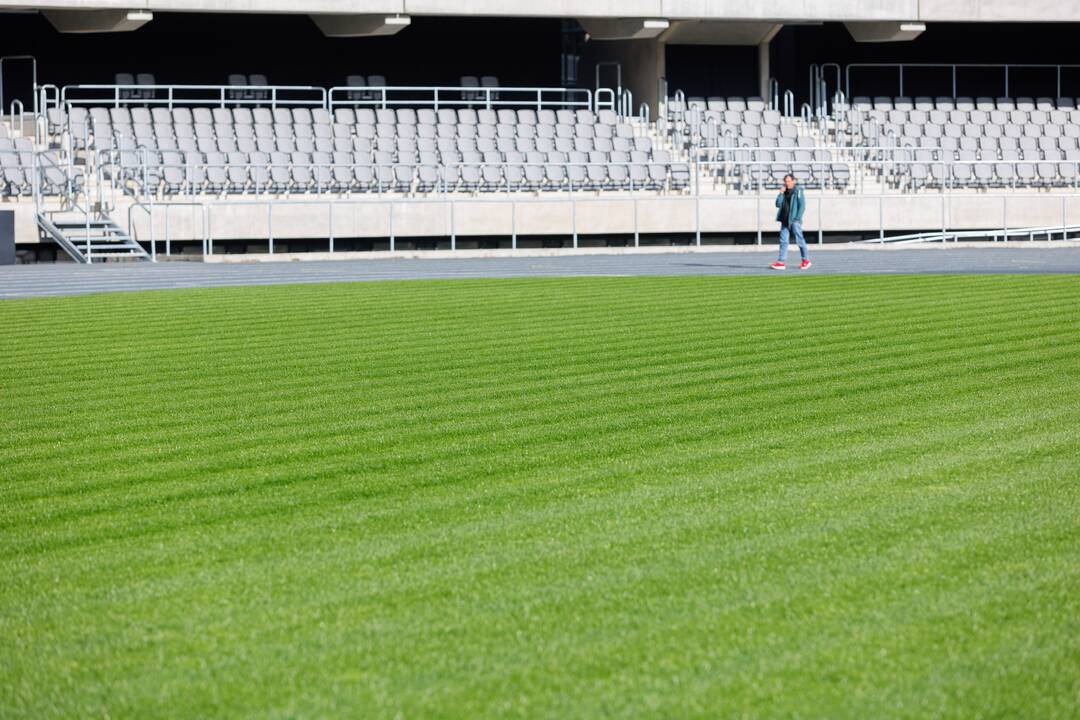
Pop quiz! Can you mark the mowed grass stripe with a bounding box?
[0,278,1062,440]
[5,359,1075,565]
[2,326,1073,538]
[2,305,1073,503]
[2,277,1070,445]
[2,274,1067,373]
[1,275,1078,719]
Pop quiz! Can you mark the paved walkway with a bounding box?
[2,246,1079,299]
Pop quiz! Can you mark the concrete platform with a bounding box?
[2,245,1079,299]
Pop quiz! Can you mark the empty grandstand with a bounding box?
[4,9,1080,261]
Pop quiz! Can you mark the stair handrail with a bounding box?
[129,198,156,261]
[9,98,24,138]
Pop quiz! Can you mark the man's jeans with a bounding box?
[779,222,808,264]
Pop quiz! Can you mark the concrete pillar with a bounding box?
[758,41,770,99]
[757,24,782,101]
[579,37,666,118]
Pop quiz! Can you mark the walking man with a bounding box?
[770,174,812,270]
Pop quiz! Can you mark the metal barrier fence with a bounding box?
[59,84,328,110]
[328,86,593,112]
[844,63,1080,102]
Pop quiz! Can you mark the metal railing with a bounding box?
[856,222,1080,244]
[328,86,593,112]
[809,63,842,117]
[60,84,328,110]
[844,63,1080,101]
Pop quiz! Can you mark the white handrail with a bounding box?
[61,84,328,110]
[328,86,593,112]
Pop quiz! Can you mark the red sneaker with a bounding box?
[800,260,812,270]
[769,262,786,271]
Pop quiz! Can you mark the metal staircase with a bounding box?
[37,209,151,263]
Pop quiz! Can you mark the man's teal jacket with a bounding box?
[775,185,805,224]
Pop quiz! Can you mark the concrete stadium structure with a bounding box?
[3,0,1080,262]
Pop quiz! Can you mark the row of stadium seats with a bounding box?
[845,108,1080,127]
[714,147,1080,188]
[834,97,1080,187]
[0,149,81,197]
[104,150,690,195]
[42,102,689,196]
[54,106,619,130]
[848,96,1080,112]
[51,107,627,152]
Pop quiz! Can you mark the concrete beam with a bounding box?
[4,0,1080,22]
[578,17,670,41]
[844,21,926,42]
[310,13,411,36]
[43,8,153,33]
[661,20,783,46]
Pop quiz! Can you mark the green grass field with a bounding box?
[1,275,1079,718]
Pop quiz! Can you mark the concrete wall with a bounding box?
[55,193,1078,248]
[4,0,1080,22]
[12,192,1080,252]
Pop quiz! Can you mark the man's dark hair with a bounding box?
[783,173,795,181]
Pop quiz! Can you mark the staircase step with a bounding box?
[83,255,151,262]
[37,210,151,264]
[53,220,115,227]
[76,243,144,251]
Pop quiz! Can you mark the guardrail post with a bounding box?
[268,203,274,254]
[818,195,823,244]
[879,196,884,242]
[571,186,578,249]
[1002,195,1008,242]
[389,201,395,252]
[694,155,701,246]
[150,203,157,262]
[756,192,761,245]
[631,192,639,247]
[941,192,947,241]
[328,202,334,253]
